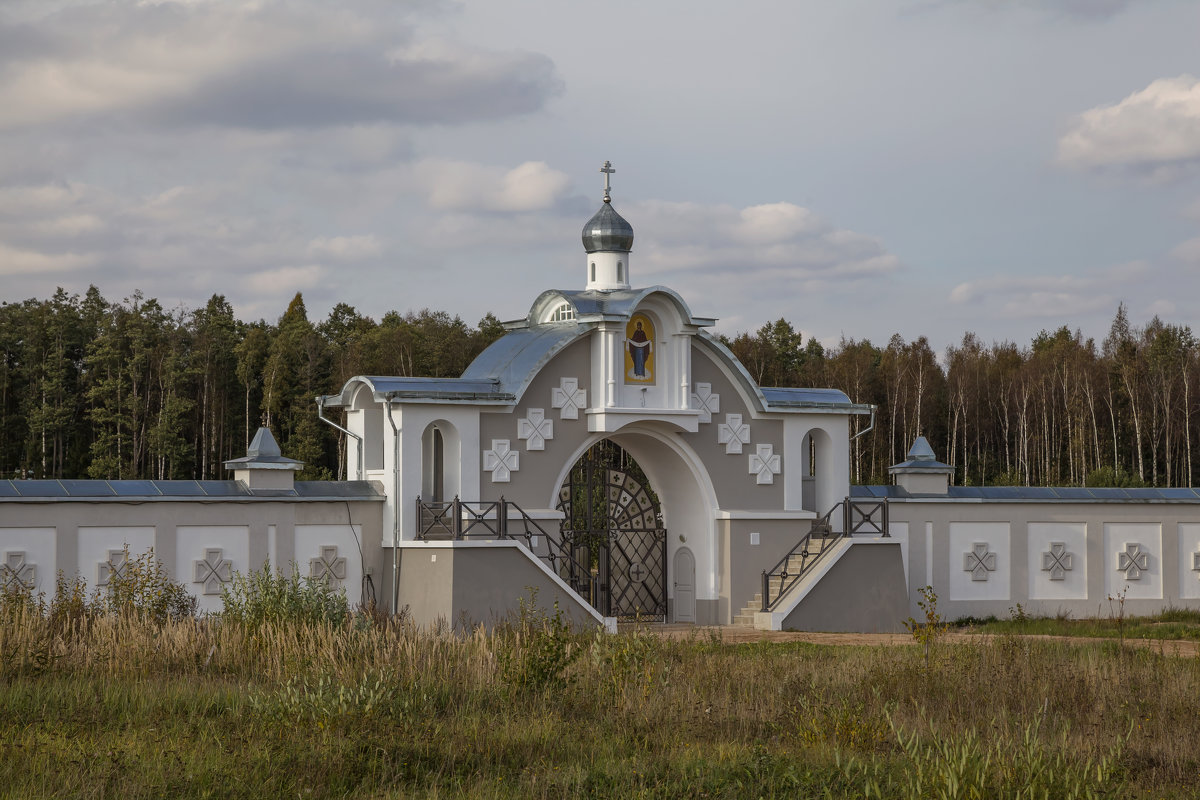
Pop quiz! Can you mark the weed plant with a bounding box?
[3,577,1199,797]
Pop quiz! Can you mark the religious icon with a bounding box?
[625,314,655,384]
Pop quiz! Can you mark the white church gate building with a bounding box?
[7,162,1200,632]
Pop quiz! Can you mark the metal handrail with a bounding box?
[504,499,598,604]
[760,501,845,613]
[416,497,505,539]
[759,497,891,613]
[414,496,598,612]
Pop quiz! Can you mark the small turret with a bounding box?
[582,160,633,291]
[888,436,954,495]
[223,426,303,492]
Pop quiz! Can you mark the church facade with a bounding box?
[7,162,1200,632]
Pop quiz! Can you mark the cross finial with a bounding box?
[600,160,615,202]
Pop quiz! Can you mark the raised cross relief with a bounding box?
[691,383,720,424]
[1,551,36,592]
[551,377,587,420]
[517,408,554,451]
[97,549,130,587]
[963,542,997,581]
[193,548,233,595]
[748,444,782,485]
[1117,542,1150,581]
[309,545,347,585]
[1041,541,1074,581]
[717,413,751,454]
[484,439,520,483]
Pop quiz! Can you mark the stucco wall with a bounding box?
[394,541,606,631]
[780,541,908,632]
[719,517,815,624]
[889,499,1200,620]
[0,498,384,610]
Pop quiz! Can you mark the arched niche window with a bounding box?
[590,262,596,282]
[617,261,624,282]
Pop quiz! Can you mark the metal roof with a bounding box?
[759,387,855,408]
[582,200,634,253]
[853,484,1200,503]
[0,479,385,502]
[520,286,718,328]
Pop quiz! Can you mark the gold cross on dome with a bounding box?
[600,160,615,201]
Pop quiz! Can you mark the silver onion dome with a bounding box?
[581,201,634,253]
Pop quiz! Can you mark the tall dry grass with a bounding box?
[2,577,1198,797]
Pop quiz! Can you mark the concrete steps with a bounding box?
[733,536,837,627]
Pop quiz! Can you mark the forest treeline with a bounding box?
[1,287,1194,488]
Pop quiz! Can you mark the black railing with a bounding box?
[759,497,890,613]
[415,496,598,610]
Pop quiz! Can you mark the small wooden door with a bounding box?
[673,547,695,623]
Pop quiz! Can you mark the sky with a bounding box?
[1,0,1199,354]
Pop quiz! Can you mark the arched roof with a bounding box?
[523,285,717,329]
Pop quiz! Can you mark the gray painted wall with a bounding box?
[889,499,1200,620]
[395,542,605,631]
[780,541,908,633]
[1,498,384,609]
[719,518,812,624]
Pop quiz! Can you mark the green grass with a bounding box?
[958,606,1200,641]
[2,569,1197,798]
[3,606,1199,798]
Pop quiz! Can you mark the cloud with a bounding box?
[0,242,95,275]
[912,0,1136,21]
[244,265,323,296]
[0,1,562,132]
[1057,75,1200,173]
[1170,236,1200,263]
[307,235,382,261]
[633,200,899,281]
[414,160,571,212]
[948,262,1150,318]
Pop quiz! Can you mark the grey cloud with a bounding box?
[143,48,561,130]
[912,0,1136,21]
[0,0,562,132]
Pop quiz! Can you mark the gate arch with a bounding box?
[550,426,718,623]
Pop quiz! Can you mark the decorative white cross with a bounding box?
[517,408,554,451]
[551,377,587,420]
[717,413,751,454]
[964,542,997,581]
[748,444,782,485]
[1041,542,1074,581]
[600,160,615,201]
[1117,542,1149,581]
[309,545,347,585]
[484,439,520,483]
[1,551,36,592]
[691,382,720,424]
[98,549,130,587]
[193,548,233,595]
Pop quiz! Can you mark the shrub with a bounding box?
[220,563,349,628]
[104,546,197,623]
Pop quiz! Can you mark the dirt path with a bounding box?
[632,624,1200,657]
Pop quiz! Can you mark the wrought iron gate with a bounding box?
[556,440,668,621]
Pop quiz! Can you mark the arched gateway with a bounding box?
[320,162,874,629]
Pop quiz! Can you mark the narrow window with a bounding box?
[617,261,624,282]
[590,262,596,282]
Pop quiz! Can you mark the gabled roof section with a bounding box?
[694,332,872,416]
[518,286,717,329]
[459,323,590,401]
[321,375,516,406]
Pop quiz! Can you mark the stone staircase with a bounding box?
[733,534,837,627]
